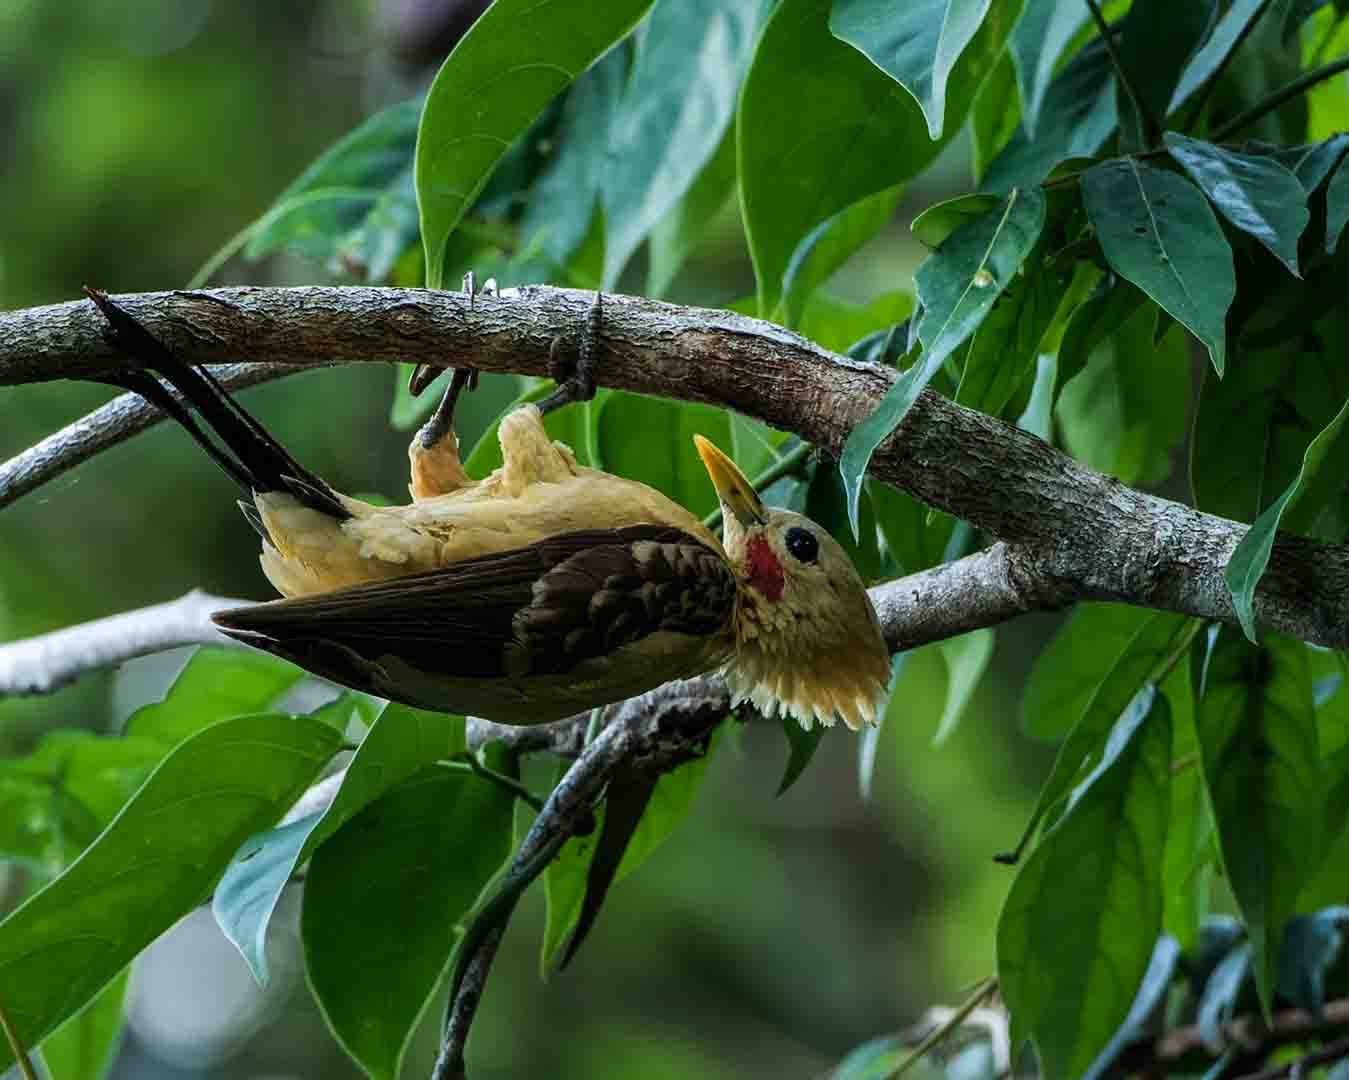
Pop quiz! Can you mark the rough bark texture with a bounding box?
[3,284,1346,648]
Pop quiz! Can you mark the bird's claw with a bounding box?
[406,271,495,399]
[537,291,602,416]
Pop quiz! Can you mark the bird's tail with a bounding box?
[84,287,347,525]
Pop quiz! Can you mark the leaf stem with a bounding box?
[885,975,999,1079]
[702,440,815,529]
[0,993,38,1080]
[442,756,544,813]
[1213,55,1349,141]
[1085,0,1161,146]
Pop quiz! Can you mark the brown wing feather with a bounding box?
[213,525,736,681]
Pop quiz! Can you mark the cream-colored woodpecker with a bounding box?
[85,289,890,730]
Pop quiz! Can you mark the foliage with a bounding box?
[5,1,1349,1078]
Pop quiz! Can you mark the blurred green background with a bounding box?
[0,2,1057,1076]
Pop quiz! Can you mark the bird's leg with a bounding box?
[536,291,602,416]
[407,272,495,499]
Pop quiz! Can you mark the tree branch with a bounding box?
[2,285,1348,649]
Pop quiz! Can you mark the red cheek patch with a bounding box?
[745,535,784,602]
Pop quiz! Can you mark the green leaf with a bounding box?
[780,185,904,328]
[37,968,127,1080]
[839,187,1046,533]
[910,193,1000,250]
[868,479,956,575]
[595,392,738,520]
[245,99,421,262]
[1160,656,1211,952]
[1081,159,1235,375]
[415,0,654,289]
[998,689,1172,1080]
[984,37,1117,193]
[1007,0,1088,138]
[646,128,737,297]
[213,703,465,984]
[1081,936,1181,1080]
[777,711,826,794]
[1055,297,1191,489]
[543,735,718,970]
[954,249,1066,420]
[933,628,994,745]
[1165,133,1309,276]
[1112,0,1214,150]
[1328,155,1349,254]
[302,766,513,1080]
[1054,280,1147,399]
[0,713,342,1070]
[1170,0,1270,112]
[1225,392,1349,642]
[518,46,627,277]
[829,0,1004,140]
[739,0,948,315]
[805,462,883,583]
[1010,612,1195,862]
[1196,628,1322,1014]
[970,52,1021,182]
[797,290,915,354]
[601,0,758,286]
[126,647,306,747]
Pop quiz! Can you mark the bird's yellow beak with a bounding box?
[694,435,766,527]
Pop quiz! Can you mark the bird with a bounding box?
[83,287,891,730]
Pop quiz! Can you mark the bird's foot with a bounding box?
[410,272,496,447]
[536,291,602,416]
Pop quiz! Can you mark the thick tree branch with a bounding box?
[2,285,1348,649]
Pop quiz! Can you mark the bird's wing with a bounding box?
[213,524,737,681]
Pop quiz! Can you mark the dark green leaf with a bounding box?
[1165,133,1309,275]
[37,968,127,1080]
[840,187,1046,532]
[1082,936,1181,1080]
[1082,159,1235,374]
[806,461,883,583]
[213,703,465,983]
[415,0,654,289]
[1007,0,1088,138]
[646,128,737,297]
[829,0,1009,140]
[1170,0,1273,112]
[1328,155,1349,253]
[868,480,956,575]
[970,52,1021,182]
[601,0,758,286]
[126,647,306,747]
[778,711,826,794]
[1011,613,1195,862]
[1055,280,1147,398]
[797,291,915,354]
[0,714,342,1071]
[739,0,948,315]
[984,37,1117,193]
[910,193,1001,250]
[780,185,903,327]
[245,99,420,262]
[1196,628,1322,1013]
[1160,657,1211,952]
[1282,134,1349,193]
[955,250,1066,419]
[1113,0,1214,150]
[1224,392,1349,641]
[933,629,994,745]
[1277,906,1349,1011]
[518,47,627,277]
[998,689,1172,1080]
[1055,299,1191,488]
[302,766,513,1080]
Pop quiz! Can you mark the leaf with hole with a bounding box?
[1081,159,1235,375]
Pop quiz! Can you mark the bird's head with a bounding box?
[694,435,891,731]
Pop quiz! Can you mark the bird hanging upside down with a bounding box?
[84,287,890,730]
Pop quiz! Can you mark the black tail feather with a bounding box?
[85,287,348,521]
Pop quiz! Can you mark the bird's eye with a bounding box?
[784,527,819,564]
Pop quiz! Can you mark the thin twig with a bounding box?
[1085,0,1161,146]
[887,976,1000,1079]
[0,991,39,1080]
[1236,1034,1349,1079]
[444,756,545,813]
[1213,55,1349,141]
